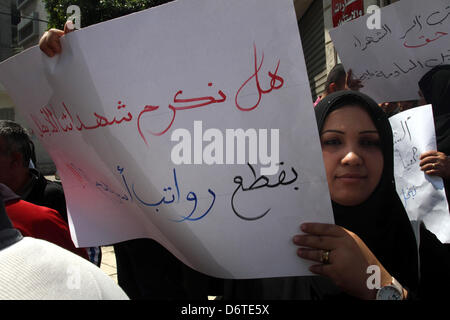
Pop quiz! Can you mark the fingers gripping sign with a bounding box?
[420,150,450,179]
[39,5,79,58]
[39,20,77,58]
[293,223,392,299]
[346,69,364,91]
[39,28,65,57]
[294,223,343,277]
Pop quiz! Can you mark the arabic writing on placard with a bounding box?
[393,115,421,172]
[30,44,284,148]
[66,162,215,222]
[67,160,301,223]
[358,49,450,81]
[353,5,450,52]
[391,115,423,209]
[393,116,412,145]
[231,162,299,221]
[353,24,393,51]
[332,0,364,28]
[395,146,419,170]
[401,184,418,207]
[400,7,450,49]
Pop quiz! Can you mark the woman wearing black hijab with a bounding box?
[292,91,450,299]
[418,65,450,206]
[224,91,450,300]
[292,91,418,299]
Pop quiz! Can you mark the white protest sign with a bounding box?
[390,105,450,243]
[329,0,450,103]
[0,0,334,278]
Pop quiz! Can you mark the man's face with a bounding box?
[0,137,16,187]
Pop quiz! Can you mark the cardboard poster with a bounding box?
[390,105,450,243]
[330,0,450,103]
[0,0,334,278]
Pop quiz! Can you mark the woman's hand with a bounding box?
[420,150,450,179]
[39,21,76,57]
[293,223,392,299]
[345,69,364,91]
[379,102,398,114]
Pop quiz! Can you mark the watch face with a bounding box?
[377,286,403,300]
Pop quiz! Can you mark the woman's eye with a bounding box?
[360,139,380,147]
[322,138,341,146]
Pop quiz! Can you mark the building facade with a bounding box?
[0,0,18,122]
[0,0,53,173]
[0,0,13,62]
[16,0,48,49]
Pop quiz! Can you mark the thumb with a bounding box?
[64,20,77,34]
[51,29,65,38]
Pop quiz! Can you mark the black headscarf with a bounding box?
[0,184,23,251]
[418,65,450,156]
[315,91,419,293]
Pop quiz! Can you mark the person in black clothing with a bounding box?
[418,65,450,207]
[418,65,450,254]
[21,168,68,222]
[295,91,450,299]
[0,186,23,251]
[114,238,221,300]
[224,91,450,300]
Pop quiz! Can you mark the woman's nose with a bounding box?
[341,150,363,166]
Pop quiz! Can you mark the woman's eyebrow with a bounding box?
[359,130,379,134]
[321,129,344,135]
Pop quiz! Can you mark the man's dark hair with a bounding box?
[0,120,35,167]
[325,63,346,93]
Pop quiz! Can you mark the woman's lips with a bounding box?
[336,173,367,182]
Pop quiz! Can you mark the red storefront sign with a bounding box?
[332,0,364,27]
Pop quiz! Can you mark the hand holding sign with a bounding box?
[345,69,364,91]
[420,150,450,179]
[39,21,76,57]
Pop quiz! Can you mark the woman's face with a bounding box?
[320,105,384,206]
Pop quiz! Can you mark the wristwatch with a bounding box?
[376,277,404,300]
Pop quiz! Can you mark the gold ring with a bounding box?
[320,250,331,264]
[433,163,436,169]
